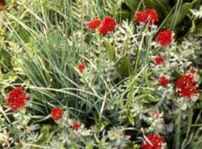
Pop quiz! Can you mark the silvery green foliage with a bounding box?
[191,6,202,18]
[145,112,165,134]
[111,21,157,59]
[107,127,130,148]
[2,0,202,147]
[0,110,41,148]
[181,35,202,67]
[112,21,137,59]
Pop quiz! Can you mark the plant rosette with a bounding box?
[67,119,91,137]
[147,112,165,134]
[107,127,130,148]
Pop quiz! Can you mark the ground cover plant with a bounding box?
[0,0,202,149]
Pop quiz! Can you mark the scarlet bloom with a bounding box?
[155,29,173,47]
[6,86,29,111]
[134,8,159,25]
[175,72,198,98]
[86,17,101,30]
[152,55,165,65]
[146,9,159,24]
[71,121,81,130]
[141,133,165,149]
[135,10,147,24]
[77,63,86,73]
[51,107,63,121]
[159,75,169,87]
[98,16,116,35]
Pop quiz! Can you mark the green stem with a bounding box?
[175,110,181,149]
[134,31,145,74]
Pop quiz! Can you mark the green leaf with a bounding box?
[165,0,199,29]
[116,56,131,77]
[35,125,53,145]
[137,94,159,104]
[103,41,116,61]
[192,20,202,37]
[192,140,202,149]
[86,144,94,149]
[124,0,140,11]
[16,27,31,42]
[117,10,131,19]
[0,48,12,72]
[144,0,170,17]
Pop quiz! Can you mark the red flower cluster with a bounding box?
[141,133,165,149]
[6,86,29,111]
[152,55,165,65]
[134,8,174,47]
[77,63,86,74]
[175,72,198,99]
[155,29,173,47]
[86,16,116,35]
[159,75,170,87]
[98,16,117,35]
[86,17,101,30]
[71,121,81,130]
[51,107,64,121]
[134,8,159,25]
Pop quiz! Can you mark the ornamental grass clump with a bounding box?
[20,30,104,120]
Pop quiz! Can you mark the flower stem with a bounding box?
[175,110,181,149]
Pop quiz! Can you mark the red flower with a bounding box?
[135,10,147,24]
[152,55,165,65]
[77,63,86,73]
[145,9,159,24]
[86,17,101,30]
[134,8,159,25]
[175,72,198,98]
[51,107,63,121]
[6,86,29,111]
[159,75,169,87]
[71,121,81,130]
[155,29,173,47]
[141,133,165,149]
[98,16,116,35]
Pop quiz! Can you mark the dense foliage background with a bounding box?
[0,0,202,148]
